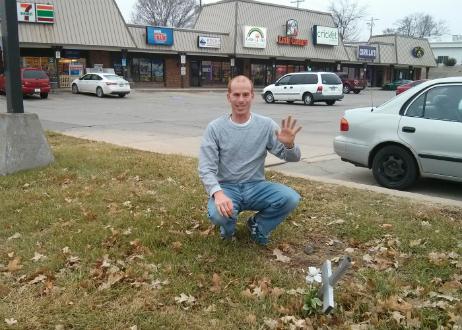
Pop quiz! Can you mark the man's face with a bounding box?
[227,79,254,117]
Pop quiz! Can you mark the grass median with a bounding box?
[1,132,461,330]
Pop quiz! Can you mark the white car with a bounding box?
[261,72,344,106]
[333,77,462,190]
[71,73,130,97]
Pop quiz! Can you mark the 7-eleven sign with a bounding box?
[17,2,36,22]
[17,3,54,24]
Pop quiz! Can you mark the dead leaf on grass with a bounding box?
[98,272,124,290]
[7,233,21,240]
[31,252,46,262]
[245,314,257,324]
[380,224,393,229]
[328,219,345,226]
[5,258,23,272]
[273,248,290,263]
[172,241,182,252]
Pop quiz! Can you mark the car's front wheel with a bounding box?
[40,92,48,99]
[325,100,336,105]
[303,92,314,105]
[384,85,391,90]
[343,85,351,94]
[72,84,79,94]
[264,92,275,103]
[372,145,419,190]
[96,87,104,98]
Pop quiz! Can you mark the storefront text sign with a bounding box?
[277,36,307,46]
[244,26,267,48]
[357,45,376,60]
[63,49,80,59]
[17,3,54,24]
[146,27,174,45]
[198,36,221,48]
[412,46,425,58]
[313,25,338,46]
[286,19,298,37]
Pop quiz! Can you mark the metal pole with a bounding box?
[1,0,24,113]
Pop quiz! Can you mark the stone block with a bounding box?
[0,113,55,176]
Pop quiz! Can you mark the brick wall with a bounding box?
[88,51,111,69]
[165,58,190,88]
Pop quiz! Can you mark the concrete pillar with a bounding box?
[0,113,55,176]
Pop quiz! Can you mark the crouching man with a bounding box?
[198,75,302,244]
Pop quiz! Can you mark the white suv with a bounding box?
[261,72,344,105]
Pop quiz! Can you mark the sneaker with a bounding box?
[246,214,268,245]
[221,233,236,242]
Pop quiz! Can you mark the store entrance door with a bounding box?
[376,70,383,87]
[190,61,200,87]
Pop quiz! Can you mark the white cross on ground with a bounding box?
[317,255,352,314]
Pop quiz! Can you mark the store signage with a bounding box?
[63,49,80,58]
[277,36,307,46]
[286,19,298,37]
[69,64,83,76]
[357,45,376,60]
[198,36,221,48]
[146,27,174,45]
[17,3,54,24]
[313,25,338,46]
[244,26,267,48]
[412,46,425,58]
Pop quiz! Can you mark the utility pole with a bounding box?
[290,0,304,8]
[366,17,380,38]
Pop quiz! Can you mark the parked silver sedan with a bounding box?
[333,77,462,190]
[71,73,130,97]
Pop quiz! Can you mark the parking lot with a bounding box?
[1,88,461,205]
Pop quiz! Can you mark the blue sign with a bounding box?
[122,59,126,66]
[357,45,376,60]
[63,49,80,58]
[412,46,425,58]
[146,27,174,45]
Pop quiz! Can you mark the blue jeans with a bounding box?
[207,181,301,238]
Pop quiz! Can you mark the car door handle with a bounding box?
[284,87,287,89]
[402,126,416,133]
[289,86,293,89]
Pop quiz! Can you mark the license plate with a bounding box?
[330,86,336,91]
[35,88,40,92]
[119,83,124,87]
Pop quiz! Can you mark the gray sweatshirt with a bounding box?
[198,113,301,197]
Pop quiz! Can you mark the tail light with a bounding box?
[106,82,117,86]
[340,118,349,131]
[316,86,322,93]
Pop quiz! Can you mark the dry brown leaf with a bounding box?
[200,226,214,236]
[98,273,124,290]
[349,237,360,247]
[83,210,97,221]
[273,248,290,263]
[270,287,285,298]
[172,241,182,252]
[380,224,393,229]
[409,239,422,247]
[211,273,221,287]
[241,288,255,300]
[107,203,120,215]
[6,257,23,272]
[428,252,448,266]
[0,284,11,296]
[378,295,413,313]
[245,314,257,324]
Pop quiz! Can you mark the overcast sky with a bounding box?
[114,0,461,41]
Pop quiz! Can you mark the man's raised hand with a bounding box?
[275,114,302,148]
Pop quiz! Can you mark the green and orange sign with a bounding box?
[17,2,54,24]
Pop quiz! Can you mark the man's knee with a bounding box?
[272,187,301,212]
[207,206,236,227]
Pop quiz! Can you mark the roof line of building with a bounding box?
[202,0,333,17]
[126,24,230,36]
[110,0,138,49]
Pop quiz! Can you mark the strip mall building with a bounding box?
[0,0,437,88]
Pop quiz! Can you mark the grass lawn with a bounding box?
[1,132,461,330]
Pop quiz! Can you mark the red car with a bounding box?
[396,79,429,95]
[0,68,51,99]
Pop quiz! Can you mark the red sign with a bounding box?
[154,33,167,41]
[277,36,307,46]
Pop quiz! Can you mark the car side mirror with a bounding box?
[275,82,279,86]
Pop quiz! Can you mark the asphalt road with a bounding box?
[1,88,461,206]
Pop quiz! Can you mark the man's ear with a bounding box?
[227,93,231,103]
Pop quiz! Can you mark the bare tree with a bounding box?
[383,13,449,38]
[328,0,369,42]
[131,0,199,28]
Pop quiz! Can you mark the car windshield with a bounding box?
[23,70,48,79]
[104,75,125,81]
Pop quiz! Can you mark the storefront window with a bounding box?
[251,64,266,86]
[152,59,164,82]
[130,58,140,81]
[140,58,152,81]
[275,65,287,80]
[21,57,60,77]
[201,61,230,84]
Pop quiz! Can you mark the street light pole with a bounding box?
[0,0,24,113]
[366,17,380,38]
